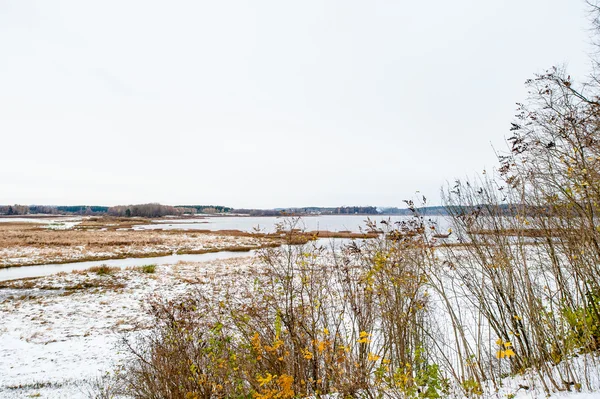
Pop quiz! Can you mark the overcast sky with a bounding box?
[0,0,593,208]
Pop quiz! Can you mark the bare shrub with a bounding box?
[119,218,445,399]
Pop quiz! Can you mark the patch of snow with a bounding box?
[0,257,256,398]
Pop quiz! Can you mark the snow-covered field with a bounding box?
[1,240,600,398]
[0,257,257,398]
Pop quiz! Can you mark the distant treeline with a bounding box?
[379,206,449,215]
[56,206,110,214]
[0,205,31,215]
[0,203,542,218]
[0,205,109,215]
[234,206,382,216]
[276,206,451,216]
[276,206,380,215]
[176,205,233,214]
[108,204,185,218]
[107,204,235,217]
[0,203,233,217]
[232,209,284,216]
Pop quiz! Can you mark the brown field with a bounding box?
[0,217,376,268]
[0,221,279,268]
[74,216,152,230]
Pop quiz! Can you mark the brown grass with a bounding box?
[0,221,283,268]
[75,216,152,230]
[192,229,378,240]
[0,275,126,291]
[85,265,120,275]
[64,280,126,291]
[0,218,381,269]
[0,277,40,289]
[0,222,40,231]
[130,264,156,274]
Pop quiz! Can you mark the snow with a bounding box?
[0,257,255,398]
[1,254,599,399]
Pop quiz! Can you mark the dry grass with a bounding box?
[130,264,157,274]
[0,221,282,268]
[0,218,378,268]
[0,277,40,289]
[0,274,126,292]
[172,228,376,240]
[63,280,126,291]
[85,265,120,275]
[0,222,41,230]
[74,216,151,230]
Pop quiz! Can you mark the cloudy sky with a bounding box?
[0,0,593,208]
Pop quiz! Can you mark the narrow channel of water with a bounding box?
[0,237,372,282]
[0,250,255,282]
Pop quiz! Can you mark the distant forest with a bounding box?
[0,205,110,216]
[0,203,536,218]
[0,204,231,217]
[0,203,458,217]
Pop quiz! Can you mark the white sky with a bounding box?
[0,0,593,208]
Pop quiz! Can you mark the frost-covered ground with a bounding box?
[0,227,271,267]
[0,257,257,398]
[1,252,600,398]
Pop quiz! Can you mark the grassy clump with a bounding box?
[136,264,156,274]
[87,265,119,276]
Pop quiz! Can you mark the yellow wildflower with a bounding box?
[357,331,371,344]
[302,348,313,360]
[257,373,274,386]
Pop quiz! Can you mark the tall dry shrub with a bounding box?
[119,218,445,399]
[439,177,578,393]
